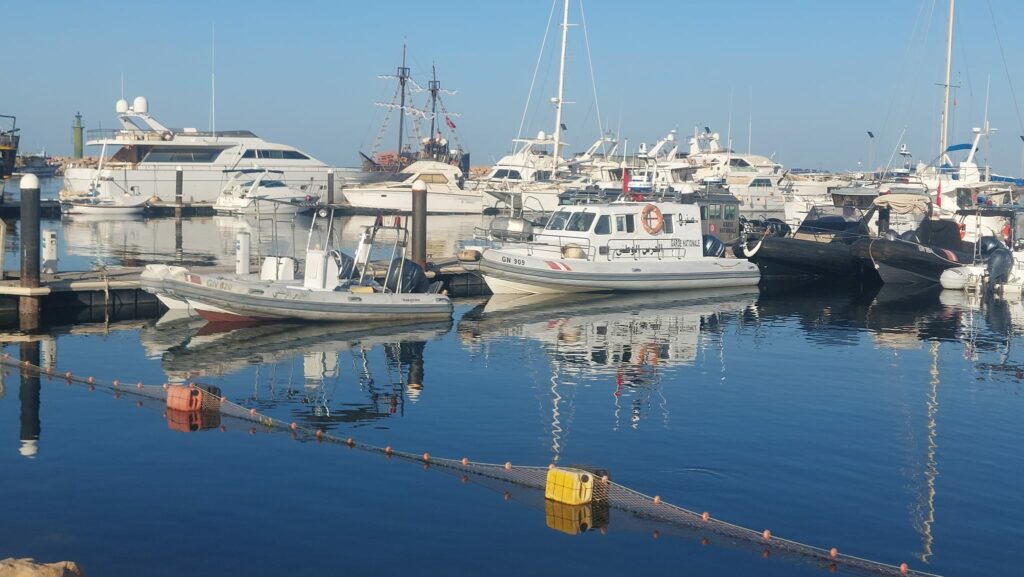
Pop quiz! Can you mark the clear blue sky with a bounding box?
[6,0,1024,174]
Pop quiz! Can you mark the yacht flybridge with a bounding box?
[62,96,364,204]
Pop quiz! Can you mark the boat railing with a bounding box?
[87,128,172,142]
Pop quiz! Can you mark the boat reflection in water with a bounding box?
[140,315,451,431]
[458,288,759,460]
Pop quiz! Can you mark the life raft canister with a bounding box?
[641,204,664,235]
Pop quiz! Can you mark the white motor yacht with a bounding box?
[340,160,479,214]
[459,200,760,294]
[213,169,317,215]
[63,96,366,205]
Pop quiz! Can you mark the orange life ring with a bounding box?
[641,204,664,235]
[1002,223,1011,243]
[958,223,966,240]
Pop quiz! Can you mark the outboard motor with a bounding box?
[900,230,919,242]
[884,230,900,241]
[986,247,1013,286]
[384,258,431,293]
[703,235,726,257]
[977,235,1004,258]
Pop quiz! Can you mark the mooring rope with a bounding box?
[1,353,943,577]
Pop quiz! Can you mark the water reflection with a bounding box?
[459,288,760,459]
[142,316,451,431]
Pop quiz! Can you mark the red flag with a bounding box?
[622,169,630,192]
[936,181,942,208]
[445,116,456,129]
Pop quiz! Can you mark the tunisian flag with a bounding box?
[445,116,456,129]
[622,169,630,192]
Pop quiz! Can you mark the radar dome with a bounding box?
[537,130,547,141]
[133,96,149,114]
[438,138,448,147]
[115,99,129,114]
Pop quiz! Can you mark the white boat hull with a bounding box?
[340,188,482,214]
[62,200,147,215]
[475,249,760,294]
[140,264,452,322]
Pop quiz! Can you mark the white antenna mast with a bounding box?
[747,86,753,155]
[210,23,217,138]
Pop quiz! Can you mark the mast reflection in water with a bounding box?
[143,315,451,432]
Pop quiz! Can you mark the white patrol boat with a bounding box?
[459,201,760,294]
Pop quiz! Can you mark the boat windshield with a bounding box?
[546,210,571,230]
[565,212,596,232]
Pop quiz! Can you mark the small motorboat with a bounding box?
[941,205,1023,295]
[141,211,452,322]
[459,199,759,294]
[734,191,925,281]
[61,194,148,215]
[213,169,318,215]
[850,196,1003,285]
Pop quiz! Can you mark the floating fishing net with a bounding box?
[2,354,940,577]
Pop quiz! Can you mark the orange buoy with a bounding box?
[762,529,772,541]
[385,445,393,455]
[289,422,297,431]
[249,408,257,416]
[900,563,908,574]
[461,457,469,466]
[504,461,512,470]
[316,429,324,440]
[87,376,95,383]
[65,371,72,379]
[346,438,354,447]
[701,512,710,522]
[422,452,430,462]
[136,382,143,389]
[830,548,838,559]
[113,380,120,387]
[653,496,661,504]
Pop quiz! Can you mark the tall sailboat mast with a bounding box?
[551,0,569,174]
[428,64,439,139]
[396,44,411,165]
[939,0,955,165]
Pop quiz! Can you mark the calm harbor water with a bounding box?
[0,179,1021,576]
[1,281,1022,576]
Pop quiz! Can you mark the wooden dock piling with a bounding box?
[19,174,41,331]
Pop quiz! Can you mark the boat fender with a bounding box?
[640,204,664,235]
[562,244,587,259]
[458,249,482,262]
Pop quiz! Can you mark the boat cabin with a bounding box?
[533,202,705,261]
